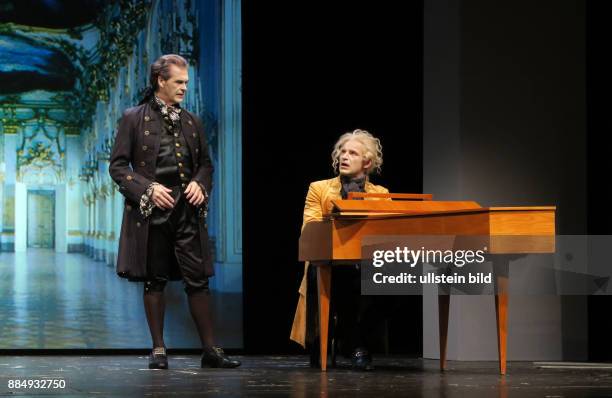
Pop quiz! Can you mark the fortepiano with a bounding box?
[298,192,556,374]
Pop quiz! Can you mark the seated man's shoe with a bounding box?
[201,346,241,368]
[148,347,168,369]
[351,347,374,371]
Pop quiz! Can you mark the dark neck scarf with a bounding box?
[340,175,366,199]
[152,95,181,125]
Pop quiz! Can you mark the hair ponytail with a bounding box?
[138,86,155,105]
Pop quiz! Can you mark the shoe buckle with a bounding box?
[153,347,166,356]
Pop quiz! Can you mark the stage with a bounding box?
[2,356,612,397]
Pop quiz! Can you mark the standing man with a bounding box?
[109,54,240,369]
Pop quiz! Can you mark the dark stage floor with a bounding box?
[2,356,612,397]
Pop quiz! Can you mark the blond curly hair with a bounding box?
[331,129,383,175]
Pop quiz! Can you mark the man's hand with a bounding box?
[185,181,206,206]
[151,184,175,209]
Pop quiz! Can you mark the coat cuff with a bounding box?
[139,182,158,218]
[192,180,209,219]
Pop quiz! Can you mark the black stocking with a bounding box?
[143,291,166,348]
[187,291,215,348]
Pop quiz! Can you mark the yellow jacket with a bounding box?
[290,176,389,347]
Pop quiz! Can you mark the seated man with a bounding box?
[290,129,389,371]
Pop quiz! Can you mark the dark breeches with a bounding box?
[144,193,210,295]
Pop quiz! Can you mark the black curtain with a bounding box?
[242,1,424,354]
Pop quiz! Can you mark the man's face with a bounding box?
[338,139,371,178]
[157,64,188,105]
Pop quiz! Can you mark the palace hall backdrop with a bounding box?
[0,0,242,349]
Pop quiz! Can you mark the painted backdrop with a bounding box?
[0,0,242,349]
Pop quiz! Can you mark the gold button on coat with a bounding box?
[142,145,147,150]
[136,222,141,227]
[144,130,150,135]
[177,153,182,157]
[126,175,133,181]
[140,161,145,166]
[192,133,196,138]
[144,116,150,121]
[188,120,193,125]
[175,143,180,147]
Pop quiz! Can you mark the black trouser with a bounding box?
[306,264,385,356]
[144,192,209,295]
[332,265,384,355]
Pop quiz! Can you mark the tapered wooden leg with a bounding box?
[494,258,509,375]
[438,294,450,370]
[317,264,332,371]
[499,376,508,398]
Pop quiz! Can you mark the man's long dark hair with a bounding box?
[138,54,188,105]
